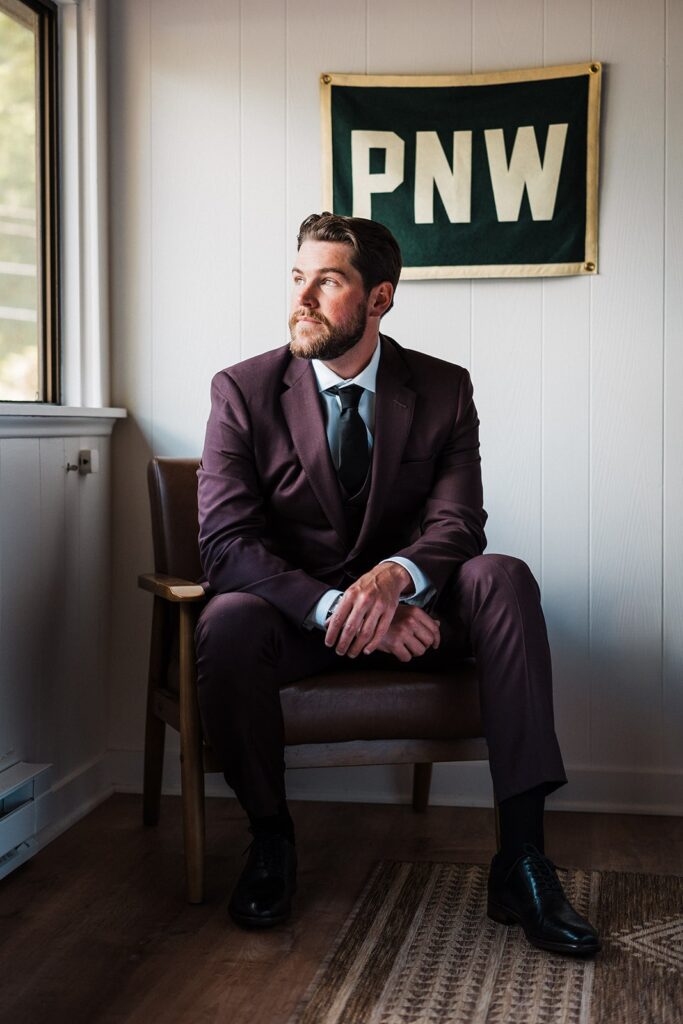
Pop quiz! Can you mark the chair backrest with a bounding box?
[147,457,202,582]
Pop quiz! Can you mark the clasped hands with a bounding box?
[324,561,440,663]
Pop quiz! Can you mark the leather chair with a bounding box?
[139,457,489,903]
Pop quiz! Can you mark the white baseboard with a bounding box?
[1,756,113,879]
[33,755,114,843]
[107,748,683,816]
[5,749,678,883]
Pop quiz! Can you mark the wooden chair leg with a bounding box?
[412,762,433,812]
[143,598,166,826]
[143,712,166,826]
[494,796,501,851]
[179,604,205,904]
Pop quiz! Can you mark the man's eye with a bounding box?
[322,278,339,286]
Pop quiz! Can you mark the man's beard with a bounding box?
[288,300,367,361]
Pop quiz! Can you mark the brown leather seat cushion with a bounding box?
[282,661,481,745]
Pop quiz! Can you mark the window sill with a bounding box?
[0,405,127,438]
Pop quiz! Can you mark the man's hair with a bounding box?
[297,212,402,313]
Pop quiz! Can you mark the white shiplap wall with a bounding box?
[0,425,116,855]
[107,0,683,813]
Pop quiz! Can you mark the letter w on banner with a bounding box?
[320,64,602,279]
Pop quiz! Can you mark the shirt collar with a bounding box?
[311,338,381,394]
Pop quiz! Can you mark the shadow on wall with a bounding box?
[109,415,156,751]
[586,638,665,773]
[548,590,669,777]
[107,408,208,758]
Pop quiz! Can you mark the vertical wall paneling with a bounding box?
[0,443,3,764]
[61,437,84,778]
[367,0,473,370]
[0,442,41,765]
[35,438,67,766]
[590,0,665,768]
[663,0,683,770]
[150,0,241,457]
[108,0,153,445]
[540,1,593,763]
[285,0,366,254]
[73,437,109,769]
[471,0,545,574]
[108,0,155,753]
[0,443,3,765]
[240,0,287,360]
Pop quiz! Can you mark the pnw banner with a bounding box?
[321,64,602,279]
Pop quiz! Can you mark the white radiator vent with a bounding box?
[0,762,51,881]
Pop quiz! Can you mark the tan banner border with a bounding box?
[320,63,602,279]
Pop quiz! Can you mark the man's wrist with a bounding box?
[379,557,435,605]
[381,560,414,596]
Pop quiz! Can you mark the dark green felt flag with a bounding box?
[321,64,601,279]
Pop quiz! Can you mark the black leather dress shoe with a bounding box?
[229,832,297,929]
[487,844,600,956]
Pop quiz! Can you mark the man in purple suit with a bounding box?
[196,213,599,955]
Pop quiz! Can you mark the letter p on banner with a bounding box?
[351,131,405,218]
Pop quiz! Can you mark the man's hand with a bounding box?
[324,561,413,657]
[372,605,441,663]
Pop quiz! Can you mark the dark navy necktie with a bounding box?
[328,384,369,494]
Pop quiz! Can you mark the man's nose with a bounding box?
[297,281,318,307]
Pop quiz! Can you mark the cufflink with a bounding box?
[325,594,343,622]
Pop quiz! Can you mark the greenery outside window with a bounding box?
[0,0,58,403]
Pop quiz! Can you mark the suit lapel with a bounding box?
[281,357,348,544]
[349,336,415,559]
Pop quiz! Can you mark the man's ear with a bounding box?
[368,281,394,319]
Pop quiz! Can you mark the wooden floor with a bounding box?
[1,794,681,1024]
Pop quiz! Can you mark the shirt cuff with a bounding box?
[380,557,436,608]
[303,588,344,631]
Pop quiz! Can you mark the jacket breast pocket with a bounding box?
[395,454,437,500]
[398,451,437,467]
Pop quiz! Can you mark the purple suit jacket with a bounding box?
[198,335,487,627]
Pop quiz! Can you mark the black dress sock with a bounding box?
[497,783,547,869]
[248,805,295,845]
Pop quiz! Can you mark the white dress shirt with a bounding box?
[304,339,435,630]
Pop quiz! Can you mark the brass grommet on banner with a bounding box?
[322,74,332,85]
[584,262,596,272]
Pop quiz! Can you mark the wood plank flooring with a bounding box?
[1,795,681,1024]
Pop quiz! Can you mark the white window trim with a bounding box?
[58,0,114,409]
[0,403,125,437]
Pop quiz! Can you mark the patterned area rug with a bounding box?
[289,861,683,1024]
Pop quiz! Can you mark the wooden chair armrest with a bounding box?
[138,573,206,603]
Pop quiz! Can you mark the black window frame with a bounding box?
[0,0,60,403]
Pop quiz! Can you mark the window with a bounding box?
[0,0,58,402]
